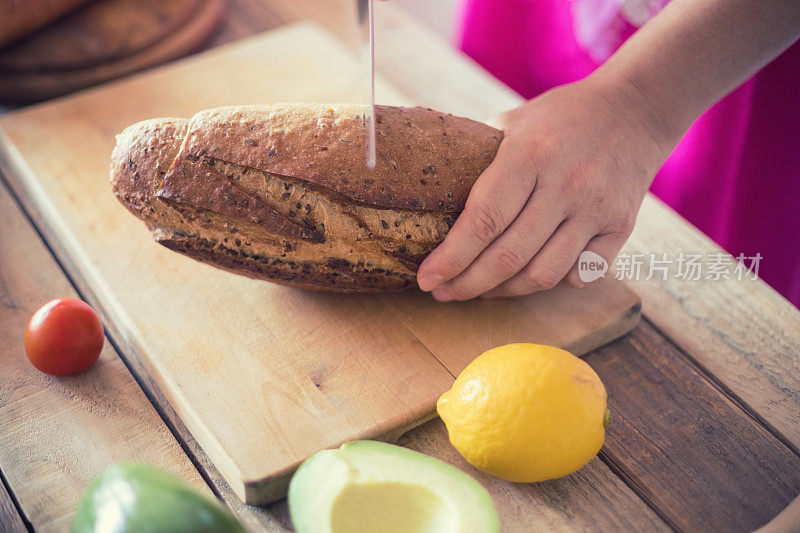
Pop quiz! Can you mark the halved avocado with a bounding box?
[288,441,499,533]
[70,462,246,533]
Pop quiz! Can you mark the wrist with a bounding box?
[585,67,690,160]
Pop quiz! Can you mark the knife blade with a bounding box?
[356,0,377,169]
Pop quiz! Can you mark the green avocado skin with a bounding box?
[71,462,247,533]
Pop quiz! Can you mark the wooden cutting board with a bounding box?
[0,23,640,505]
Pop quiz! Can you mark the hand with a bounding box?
[416,75,674,300]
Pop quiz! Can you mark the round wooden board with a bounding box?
[0,0,224,103]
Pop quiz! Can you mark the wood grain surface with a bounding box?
[0,181,213,532]
[0,473,26,533]
[625,195,800,452]
[1,1,799,531]
[586,321,800,532]
[0,23,640,505]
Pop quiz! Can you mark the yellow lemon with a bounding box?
[437,343,609,483]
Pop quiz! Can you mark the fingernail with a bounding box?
[432,288,453,301]
[417,273,443,292]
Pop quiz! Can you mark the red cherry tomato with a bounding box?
[25,297,104,375]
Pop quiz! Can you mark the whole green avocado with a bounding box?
[71,462,247,533]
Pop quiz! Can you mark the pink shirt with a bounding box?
[459,0,800,308]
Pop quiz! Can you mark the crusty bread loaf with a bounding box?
[111,104,502,292]
[0,0,92,48]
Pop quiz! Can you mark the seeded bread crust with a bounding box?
[110,104,503,292]
[175,104,503,212]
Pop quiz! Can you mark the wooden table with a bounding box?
[1,2,799,531]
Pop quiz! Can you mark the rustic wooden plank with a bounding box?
[0,473,27,533]
[623,195,800,451]
[585,320,800,532]
[0,179,285,531]
[4,2,796,532]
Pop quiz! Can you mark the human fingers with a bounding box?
[480,218,594,298]
[417,141,535,291]
[561,232,629,288]
[428,189,564,301]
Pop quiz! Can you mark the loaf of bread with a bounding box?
[0,0,93,48]
[111,104,502,292]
